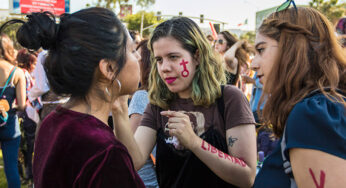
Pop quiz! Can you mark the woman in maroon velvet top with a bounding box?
[4,7,144,187]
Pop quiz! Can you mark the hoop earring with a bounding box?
[105,87,111,97]
[115,79,122,93]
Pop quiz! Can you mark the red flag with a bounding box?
[209,22,218,40]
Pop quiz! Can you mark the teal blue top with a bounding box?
[254,94,346,188]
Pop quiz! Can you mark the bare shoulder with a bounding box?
[13,67,25,84]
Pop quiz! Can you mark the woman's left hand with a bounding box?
[111,95,130,123]
[160,110,199,150]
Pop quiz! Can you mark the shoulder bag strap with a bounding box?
[280,126,298,188]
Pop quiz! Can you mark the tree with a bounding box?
[309,0,346,23]
[136,0,155,9]
[95,0,155,9]
[124,11,161,37]
[240,31,256,44]
[95,0,129,9]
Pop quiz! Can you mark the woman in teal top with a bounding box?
[0,34,26,188]
[251,5,346,188]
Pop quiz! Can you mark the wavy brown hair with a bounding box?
[259,7,346,137]
[17,49,37,72]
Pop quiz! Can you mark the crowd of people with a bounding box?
[0,1,345,187]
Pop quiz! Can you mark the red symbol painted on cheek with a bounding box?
[180,59,190,77]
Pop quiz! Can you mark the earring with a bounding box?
[105,87,111,97]
[115,79,122,93]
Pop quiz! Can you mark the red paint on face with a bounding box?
[180,59,190,77]
[309,168,326,188]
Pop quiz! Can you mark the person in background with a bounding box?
[128,39,158,188]
[206,34,215,47]
[335,17,346,49]
[0,34,17,65]
[252,6,346,187]
[3,8,145,187]
[129,30,142,46]
[244,72,278,158]
[0,33,26,188]
[16,49,37,186]
[215,31,254,87]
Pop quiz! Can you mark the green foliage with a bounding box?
[95,0,155,9]
[309,0,346,23]
[136,0,155,8]
[124,11,161,37]
[0,153,7,188]
[95,0,129,9]
[240,31,256,44]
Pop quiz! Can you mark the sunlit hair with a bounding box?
[148,17,226,109]
[0,34,14,61]
[17,49,37,72]
[258,7,346,137]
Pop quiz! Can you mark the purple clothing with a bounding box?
[33,106,145,188]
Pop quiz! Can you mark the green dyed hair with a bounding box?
[148,17,226,109]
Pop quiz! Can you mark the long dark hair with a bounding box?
[0,7,128,100]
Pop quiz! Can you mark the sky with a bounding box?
[68,0,323,30]
[2,0,346,30]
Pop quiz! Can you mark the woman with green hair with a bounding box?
[112,17,257,188]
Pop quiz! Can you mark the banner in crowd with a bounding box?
[118,4,132,19]
[11,0,70,15]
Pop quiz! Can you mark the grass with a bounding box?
[0,151,8,188]
[0,149,28,188]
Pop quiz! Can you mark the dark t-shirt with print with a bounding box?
[141,85,255,188]
[141,85,254,137]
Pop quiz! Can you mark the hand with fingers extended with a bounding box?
[160,110,200,150]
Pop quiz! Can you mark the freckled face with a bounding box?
[153,37,199,99]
